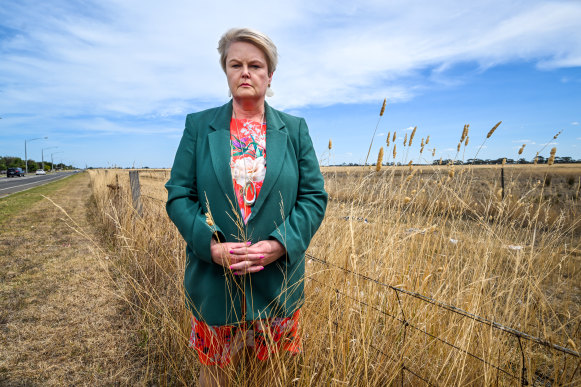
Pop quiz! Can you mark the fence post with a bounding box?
[501,166,505,200]
[129,170,143,216]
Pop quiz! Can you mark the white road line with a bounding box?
[0,175,67,191]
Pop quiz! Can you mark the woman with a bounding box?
[165,28,327,386]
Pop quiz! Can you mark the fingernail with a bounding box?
[247,241,252,245]
[234,272,239,276]
[229,265,234,270]
[259,266,264,271]
[259,255,264,259]
[229,250,234,254]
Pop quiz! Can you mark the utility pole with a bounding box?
[51,151,63,172]
[24,137,48,174]
[41,146,57,171]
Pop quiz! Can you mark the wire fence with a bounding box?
[119,170,581,386]
[307,254,580,386]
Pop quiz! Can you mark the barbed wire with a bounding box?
[308,253,581,385]
[308,276,520,385]
[307,254,580,359]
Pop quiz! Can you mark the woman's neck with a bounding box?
[232,99,265,122]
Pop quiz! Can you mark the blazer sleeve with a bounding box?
[269,118,328,264]
[165,114,223,264]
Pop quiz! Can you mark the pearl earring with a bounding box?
[266,84,274,97]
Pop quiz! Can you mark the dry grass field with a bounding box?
[86,161,581,386]
[0,173,139,385]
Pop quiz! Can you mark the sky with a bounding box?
[0,0,580,168]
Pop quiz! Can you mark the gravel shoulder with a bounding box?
[0,173,137,385]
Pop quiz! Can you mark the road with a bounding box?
[0,171,79,198]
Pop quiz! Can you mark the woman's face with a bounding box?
[226,41,272,103]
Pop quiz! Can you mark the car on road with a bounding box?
[36,169,46,175]
[7,168,25,177]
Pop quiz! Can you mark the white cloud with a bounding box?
[377,133,385,137]
[512,139,535,144]
[572,122,579,125]
[1,0,580,119]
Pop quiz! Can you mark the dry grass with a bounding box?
[86,161,581,385]
[0,173,140,385]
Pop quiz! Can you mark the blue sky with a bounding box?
[0,0,580,168]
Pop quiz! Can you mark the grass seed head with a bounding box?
[393,144,397,159]
[460,124,469,142]
[403,133,408,146]
[386,132,390,146]
[409,126,417,146]
[502,158,506,166]
[328,139,332,150]
[457,142,461,152]
[376,147,384,171]
[465,136,469,146]
[553,130,562,140]
[432,148,436,157]
[487,121,502,138]
[205,212,214,226]
[518,144,525,155]
[548,147,557,165]
[379,98,386,116]
[426,135,430,144]
[393,131,396,142]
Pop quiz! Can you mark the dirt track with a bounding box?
[0,173,137,385]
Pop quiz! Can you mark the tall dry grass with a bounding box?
[87,162,581,385]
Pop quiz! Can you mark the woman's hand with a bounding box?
[211,239,286,275]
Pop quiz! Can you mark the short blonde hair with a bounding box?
[218,28,278,75]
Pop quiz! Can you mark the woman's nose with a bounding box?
[242,65,250,77]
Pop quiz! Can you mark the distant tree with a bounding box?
[555,156,573,164]
[27,160,38,171]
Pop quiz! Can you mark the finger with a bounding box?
[233,265,264,275]
[229,260,253,271]
[229,259,265,271]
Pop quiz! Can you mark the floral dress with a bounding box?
[229,117,267,223]
[188,117,301,367]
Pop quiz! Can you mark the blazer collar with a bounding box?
[209,100,285,133]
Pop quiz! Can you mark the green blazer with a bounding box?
[166,100,327,326]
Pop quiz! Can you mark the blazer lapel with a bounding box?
[248,102,288,220]
[208,101,237,203]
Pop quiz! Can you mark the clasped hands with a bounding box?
[210,238,286,275]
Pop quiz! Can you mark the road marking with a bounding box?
[0,175,68,191]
